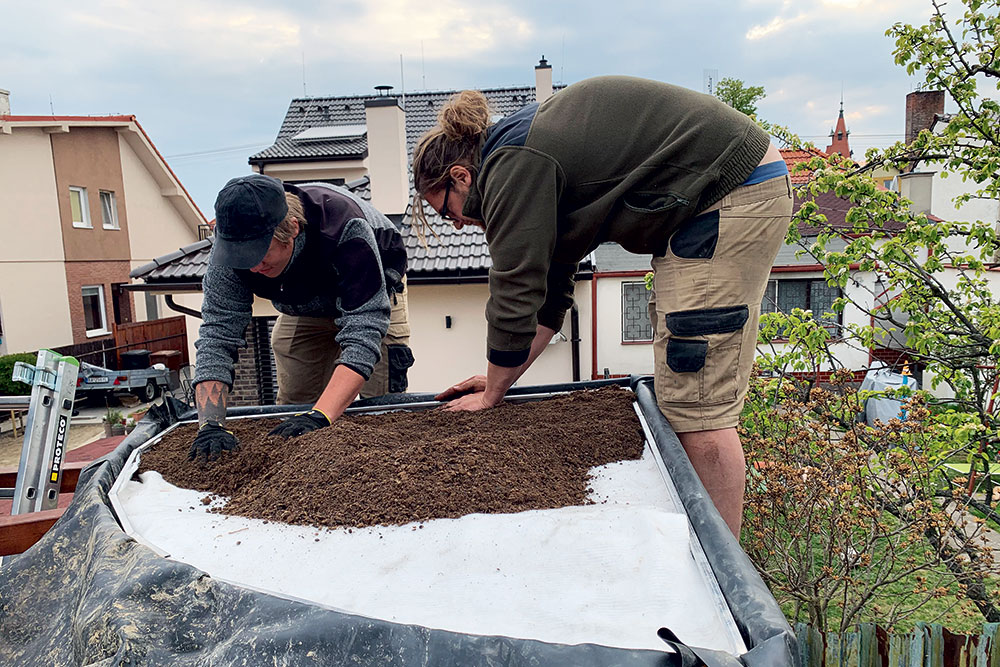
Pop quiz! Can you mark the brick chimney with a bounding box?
[364,93,409,216]
[0,89,9,116]
[535,56,553,103]
[905,90,944,144]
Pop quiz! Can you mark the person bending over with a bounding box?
[190,174,412,462]
[413,76,791,536]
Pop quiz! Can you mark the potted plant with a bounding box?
[103,407,126,437]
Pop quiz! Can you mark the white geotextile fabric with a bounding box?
[113,449,743,654]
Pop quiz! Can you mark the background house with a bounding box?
[132,59,596,404]
[0,91,206,361]
[133,67,946,405]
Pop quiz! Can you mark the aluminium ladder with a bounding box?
[2,350,79,515]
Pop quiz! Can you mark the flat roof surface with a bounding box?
[111,411,746,655]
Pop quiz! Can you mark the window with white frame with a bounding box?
[622,281,653,342]
[99,191,119,229]
[761,278,842,335]
[69,186,91,228]
[82,285,108,336]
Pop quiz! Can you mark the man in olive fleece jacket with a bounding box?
[462,76,771,364]
[423,76,792,536]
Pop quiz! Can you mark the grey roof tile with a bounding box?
[140,87,574,284]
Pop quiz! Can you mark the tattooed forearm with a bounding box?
[196,381,229,426]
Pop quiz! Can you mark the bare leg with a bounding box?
[677,427,745,537]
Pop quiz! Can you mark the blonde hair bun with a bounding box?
[438,91,492,142]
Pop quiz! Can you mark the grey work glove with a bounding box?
[269,409,331,438]
[188,422,239,462]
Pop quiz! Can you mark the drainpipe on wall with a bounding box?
[590,273,599,380]
[165,295,202,319]
[570,304,581,382]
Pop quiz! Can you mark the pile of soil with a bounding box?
[136,386,645,529]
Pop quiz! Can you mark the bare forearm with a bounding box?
[519,325,557,378]
[312,365,366,424]
[196,380,229,426]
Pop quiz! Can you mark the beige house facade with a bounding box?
[0,104,206,357]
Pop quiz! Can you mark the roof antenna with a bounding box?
[560,35,565,84]
[400,54,406,109]
[49,95,54,115]
[302,50,308,97]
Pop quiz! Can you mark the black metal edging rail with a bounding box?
[632,378,799,667]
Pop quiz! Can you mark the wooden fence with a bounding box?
[112,316,189,367]
[797,622,1000,666]
[49,316,188,370]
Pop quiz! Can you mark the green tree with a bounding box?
[743,0,1000,627]
[715,77,766,117]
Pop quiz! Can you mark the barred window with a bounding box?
[761,278,842,335]
[622,282,653,342]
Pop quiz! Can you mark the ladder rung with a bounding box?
[0,461,87,497]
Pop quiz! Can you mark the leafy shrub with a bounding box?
[0,352,38,396]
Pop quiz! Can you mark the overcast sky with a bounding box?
[2,0,937,219]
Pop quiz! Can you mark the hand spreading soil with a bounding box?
[136,386,644,529]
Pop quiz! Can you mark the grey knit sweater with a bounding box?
[193,183,403,389]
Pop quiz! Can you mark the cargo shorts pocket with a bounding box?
[658,306,748,406]
[387,344,414,393]
[666,339,708,373]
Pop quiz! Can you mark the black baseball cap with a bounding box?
[212,174,289,269]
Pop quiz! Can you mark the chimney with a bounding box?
[364,89,409,216]
[0,89,9,116]
[535,56,553,103]
[905,90,944,144]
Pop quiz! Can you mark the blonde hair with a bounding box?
[411,90,493,243]
[273,192,306,243]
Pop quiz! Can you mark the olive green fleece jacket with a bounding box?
[461,75,770,366]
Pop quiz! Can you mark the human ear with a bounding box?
[449,165,473,187]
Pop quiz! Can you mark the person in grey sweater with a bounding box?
[190,174,412,461]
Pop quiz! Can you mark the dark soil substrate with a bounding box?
[136,386,645,529]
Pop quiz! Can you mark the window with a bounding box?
[81,285,108,336]
[100,191,119,229]
[761,278,842,335]
[622,282,653,342]
[70,186,91,228]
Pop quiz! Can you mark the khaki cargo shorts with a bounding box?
[647,175,792,433]
[271,279,412,404]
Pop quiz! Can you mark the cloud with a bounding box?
[746,0,931,42]
[296,0,536,63]
[746,14,800,40]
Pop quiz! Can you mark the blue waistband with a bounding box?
[742,160,789,186]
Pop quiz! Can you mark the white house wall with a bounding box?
[0,128,73,353]
[911,163,1000,257]
[119,134,200,265]
[0,264,73,354]
[405,282,593,393]
[253,162,367,185]
[594,276,655,377]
